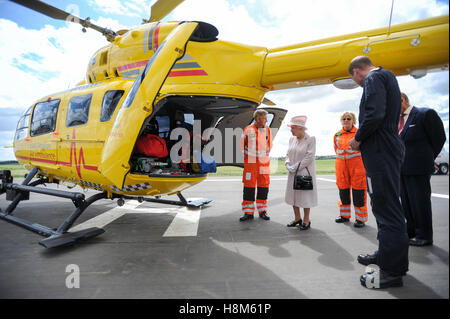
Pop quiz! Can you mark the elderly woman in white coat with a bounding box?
[285,115,318,230]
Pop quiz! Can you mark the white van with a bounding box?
[435,149,449,175]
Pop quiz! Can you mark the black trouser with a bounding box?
[362,149,409,276]
[400,174,433,240]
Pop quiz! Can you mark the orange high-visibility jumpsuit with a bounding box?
[240,123,272,216]
[334,126,368,223]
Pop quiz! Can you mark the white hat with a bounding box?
[288,115,307,129]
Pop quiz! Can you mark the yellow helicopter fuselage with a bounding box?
[13,16,449,198]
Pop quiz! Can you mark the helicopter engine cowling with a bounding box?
[86,21,218,84]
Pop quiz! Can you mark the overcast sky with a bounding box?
[0,0,448,161]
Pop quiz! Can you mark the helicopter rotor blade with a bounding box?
[149,0,185,22]
[10,0,74,21]
[10,0,117,41]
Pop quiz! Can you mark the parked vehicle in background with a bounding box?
[434,149,449,175]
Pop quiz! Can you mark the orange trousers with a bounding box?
[335,157,368,223]
[242,163,270,215]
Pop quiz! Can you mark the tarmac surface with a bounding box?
[0,175,448,299]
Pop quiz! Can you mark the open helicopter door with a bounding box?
[210,105,287,168]
[99,22,199,188]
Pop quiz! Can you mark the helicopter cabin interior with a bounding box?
[130,95,261,176]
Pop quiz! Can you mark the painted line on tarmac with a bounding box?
[316,177,336,182]
[69,200,141,232]
[69,200,201,237]
[163,207,201,237]
[431,193,449,199]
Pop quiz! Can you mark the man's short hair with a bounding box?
[348,56,374,75]
[253,109,268,119]
[401,92,409,104]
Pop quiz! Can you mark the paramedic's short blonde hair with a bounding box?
[253,109,268,119]
[340,112,357,125]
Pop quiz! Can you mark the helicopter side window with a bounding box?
[100,90,124,122]
[14,106,32,141]
[30,99,60,137]
[66,94,92,127]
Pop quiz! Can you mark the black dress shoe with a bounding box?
[357,253,378,266]
[360,269,403,289]
[335,216,350,223]
[259,211,270,221]
[299,221,311,230]
[354,220,365,228]
[239,214,254,222]
[409,237,433,246]
[287,219,302,227]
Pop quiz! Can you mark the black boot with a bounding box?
[354,220,365,228]
[259,211,270,221]
[335,216,350,223]
[357,252,378,265]
[239,214,254,222]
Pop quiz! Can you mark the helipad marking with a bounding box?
[69,200,141,232]
[69,200,202,236]
[163,207,201,237]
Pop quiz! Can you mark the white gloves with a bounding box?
[285,163,297,173]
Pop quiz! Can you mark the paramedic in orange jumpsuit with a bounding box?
[239,109,272,221]
[334,112,368,227]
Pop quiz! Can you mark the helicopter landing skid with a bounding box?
[0,168,107,248]
[121,192,212,208]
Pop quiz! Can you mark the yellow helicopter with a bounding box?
[0,0,448,248]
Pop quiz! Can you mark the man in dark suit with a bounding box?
[399,93,446,246]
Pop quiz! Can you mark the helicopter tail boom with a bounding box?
[261,15,449,90]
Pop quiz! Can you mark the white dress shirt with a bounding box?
[402,105,413,125]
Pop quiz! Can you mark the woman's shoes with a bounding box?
[287,219,302,227]
[299,221,311,230]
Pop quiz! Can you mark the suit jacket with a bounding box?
[400,106,446,175]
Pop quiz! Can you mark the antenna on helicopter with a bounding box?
[10,0,118,42]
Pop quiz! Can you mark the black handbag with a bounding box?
[293,164,313,190]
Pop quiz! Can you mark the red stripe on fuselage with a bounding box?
[117,60,149,72]
[154,24,161,51]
